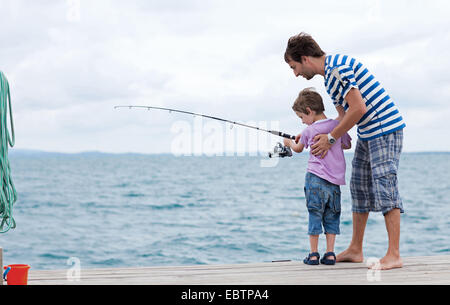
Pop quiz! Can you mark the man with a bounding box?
[284,32,406,270]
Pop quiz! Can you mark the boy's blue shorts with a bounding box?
[304,172,341,235]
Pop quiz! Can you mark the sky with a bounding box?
[1,0,449,154]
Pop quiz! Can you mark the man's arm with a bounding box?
[329,88,366,140]
[311,88,367,157]
[335,104,346,121]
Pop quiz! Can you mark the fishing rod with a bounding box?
[114,105,296,140]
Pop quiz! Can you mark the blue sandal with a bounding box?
[320,252,336,265]
[303,252,320,265]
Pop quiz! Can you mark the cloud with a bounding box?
[0,0,449,153]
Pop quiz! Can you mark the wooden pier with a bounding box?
[22,255,450,285]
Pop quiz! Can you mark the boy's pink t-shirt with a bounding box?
[300,119,352,186]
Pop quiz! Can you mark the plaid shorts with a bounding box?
[350,129,404,215]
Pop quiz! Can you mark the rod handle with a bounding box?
[270,131,295,140]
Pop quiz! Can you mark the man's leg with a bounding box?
[338,139,371,263]
[368,131,404,270]
[336,212,368,262]
[370,208,403,270]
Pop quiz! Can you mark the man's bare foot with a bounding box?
[369,254,403,270]
[336,248,364,263]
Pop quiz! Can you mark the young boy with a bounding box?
[284,88,352,265]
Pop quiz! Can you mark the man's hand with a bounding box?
[311,134,332,159]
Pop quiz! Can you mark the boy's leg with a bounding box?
[304,172,324,256]
[323,186,340,260]
[309,235,319,260]
[325,233,336,259]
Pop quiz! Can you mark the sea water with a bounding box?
[1,152,449,270]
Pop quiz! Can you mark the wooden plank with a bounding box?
[25,255,450,285]
[27,264,448,285]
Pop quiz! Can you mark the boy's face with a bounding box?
[287,57,315,80]
[295,110,315,126]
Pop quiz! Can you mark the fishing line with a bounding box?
[114,105,296,140]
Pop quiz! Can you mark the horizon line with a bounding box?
[8,148,450,156]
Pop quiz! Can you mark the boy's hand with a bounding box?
[294,133,302,144]
[284,134,305,154]
[283,138,292,147]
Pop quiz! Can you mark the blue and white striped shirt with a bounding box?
[324,54,405,141]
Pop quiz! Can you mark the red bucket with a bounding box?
[3,264,31,285]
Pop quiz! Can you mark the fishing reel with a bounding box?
[268,142,293,158]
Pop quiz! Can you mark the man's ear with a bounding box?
[305,107,313,115]
[301,55,308,64]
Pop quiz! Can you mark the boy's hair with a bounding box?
[292,88,325,115]
[284,32,325,63]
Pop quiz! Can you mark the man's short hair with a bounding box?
[292,88,325,115]
[284,32,325,63]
